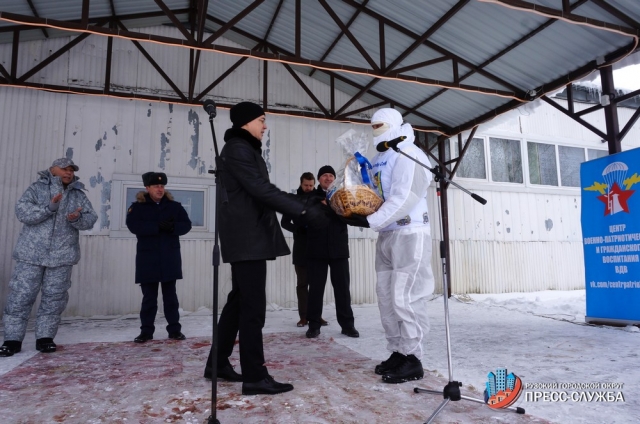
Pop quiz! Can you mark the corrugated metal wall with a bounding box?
[1,27,640,317]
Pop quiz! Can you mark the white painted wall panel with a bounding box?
[2,29,640,317]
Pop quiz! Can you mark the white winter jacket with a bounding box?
[13,170,98,267]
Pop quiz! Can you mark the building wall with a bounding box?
[1,28,640,317]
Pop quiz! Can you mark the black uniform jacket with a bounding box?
[218,127,305,264]
[306,186,349,260]
[126,191,192,283]
[280,187,311,267]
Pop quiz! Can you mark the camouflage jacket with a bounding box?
[13,169,98,267]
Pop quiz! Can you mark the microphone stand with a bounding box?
[203,102,226,424]
[386,146,525,423]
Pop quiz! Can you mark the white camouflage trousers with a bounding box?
[3,261,73,341]
[375,226,434,360]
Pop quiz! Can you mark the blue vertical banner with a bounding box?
[581,147,640,324]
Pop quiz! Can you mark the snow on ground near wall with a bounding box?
[0,290,637,423]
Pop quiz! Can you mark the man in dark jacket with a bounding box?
[305,166,359,339]
[126,172,192,343]
[280,172,328,328]
[204,102,327,396]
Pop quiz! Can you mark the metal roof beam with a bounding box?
[541,95,608,140]
[447,126,478,184]
[104,22,114,94]
[0,10,520,100]
[263,0,285,42]
[108,0,117,17]
[339,0,518,92]
[0,9,190,33]
[384,0,469,73]
[25,0,49,38]
[115,20,187,102]
[618,105,640,143]
[18,31,92,83]
[153,0,195,42]
[0,64,12,83]
[281,62,330,116]
[333,0,470,120]
[318,0,379,71]
[484,0,639,39]
[309,0,369,77]
[392,57,450,74]
[82,0,90,27]
[188,0,209,100]
[591,0,640,29]
[202,0,265,45]
[193,53,252,102]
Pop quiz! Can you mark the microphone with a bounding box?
[203,99,217,117]
[376,136,406,152]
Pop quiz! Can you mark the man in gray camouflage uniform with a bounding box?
[0,158,97,356]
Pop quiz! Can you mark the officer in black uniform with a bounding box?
[126,172,192,343]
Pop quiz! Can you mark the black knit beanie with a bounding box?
[230,102,265,128]
[317,165,336,180]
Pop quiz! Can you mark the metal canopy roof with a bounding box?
[0,0,639,138]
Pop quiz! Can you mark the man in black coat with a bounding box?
[304,165,359,339]
[126,172,192,343]
[280,172,328,328]
[204,102,327,396]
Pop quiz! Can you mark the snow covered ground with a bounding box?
[0,289,637,423]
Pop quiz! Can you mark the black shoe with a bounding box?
[204,363,243,382]
[134,333,153,343]
[382,354,424,384]
[168,332,186,340]
[0,341,22,357]
[341,327,359,338]
[242,375,294,395]
[306,328,321,338]
[35,338,57,353]
[375,351,406,375]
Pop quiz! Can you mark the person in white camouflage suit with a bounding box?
[0,158,97,357]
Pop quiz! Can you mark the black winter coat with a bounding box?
[280,187,311,266]
[218,127,305,263]
[126,191,192,283]
[306,186,349,259]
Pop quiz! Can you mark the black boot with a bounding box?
[382,354,424,384]
[35,338,57,353]
[204,363,243,382]
[242,375,294,395]
[306,328,321,338]
[375,351,406,375]
[341,327,360,338]
[168,331,186,340]
[0,341,22,357]
[134,333,153,343]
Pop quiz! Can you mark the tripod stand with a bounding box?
[202,99,226,424]
[384,145,525,423]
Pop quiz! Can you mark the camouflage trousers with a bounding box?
[3,261,73,341]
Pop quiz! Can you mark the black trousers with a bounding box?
[294,265,309,319]
[139,280,181,335]
[306,258,354,331]
[207,260,268,383]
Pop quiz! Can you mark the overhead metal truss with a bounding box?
[1,0,639,299]
[0,0,639,177]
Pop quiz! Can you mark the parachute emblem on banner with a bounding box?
[584,161,638,216]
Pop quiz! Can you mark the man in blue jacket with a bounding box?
[126,172,192,343]
[0,158,97,357]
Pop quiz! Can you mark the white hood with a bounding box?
[371,108,415,149]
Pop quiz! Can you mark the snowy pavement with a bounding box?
[0,290,637,423]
